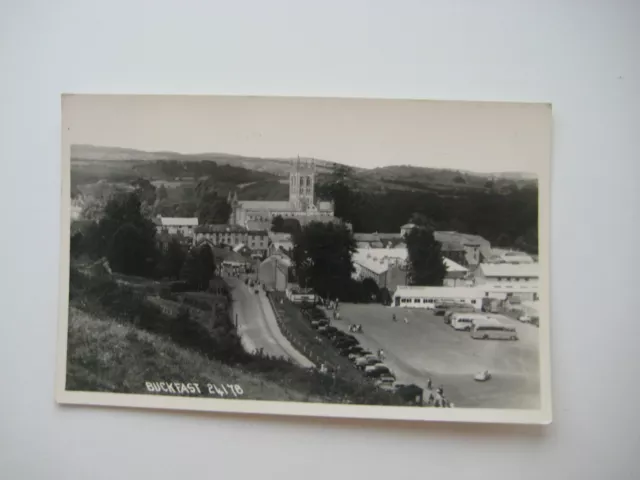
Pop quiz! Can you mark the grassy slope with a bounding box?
[66,307,309,402]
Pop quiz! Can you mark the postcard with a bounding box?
[57,94,552,424]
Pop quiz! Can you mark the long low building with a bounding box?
[392,284,539,309]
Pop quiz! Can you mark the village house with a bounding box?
[193,225,269,256]
[154,216,199,238]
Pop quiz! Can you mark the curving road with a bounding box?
[226,277,314,368]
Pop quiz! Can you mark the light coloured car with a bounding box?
[355,355,382,369]
[518,315,532,323]
[376,374,396,386]
[349,350,372,361]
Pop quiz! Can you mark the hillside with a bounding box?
[71,144,537,197]
[66,306,310,401]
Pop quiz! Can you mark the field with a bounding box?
[332,303,540,409]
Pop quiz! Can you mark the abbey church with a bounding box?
[228,158,337,229]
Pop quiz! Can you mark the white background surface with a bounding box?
[1,1,639,478]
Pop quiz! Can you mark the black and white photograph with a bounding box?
[56,94,551,424]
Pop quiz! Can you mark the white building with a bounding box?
[154,216,199,237]
[391,283,540,309]
[392,286,486,309]
[474,263,539,287]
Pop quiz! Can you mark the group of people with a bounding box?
[391,313,410,324]
[424,378,453,408]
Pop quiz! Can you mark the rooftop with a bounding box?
[157,217,199,227]
[394,286,486,299]
[237,200,293,211]
[353,247,467,275]
[195,225,247,233]
[478,263,540,278]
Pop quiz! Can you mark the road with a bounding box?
[226,277,314,368]
[329,304,540,409]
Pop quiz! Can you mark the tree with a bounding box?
[107,223,157,276]
[281,218,301,235]
[198,244,216,285]
[157,184,169,201]
[198,192,231,224]
[131,177,157,205]
[271,215,285,232]
[292,222,356,299]
[406,226,447,286]
[180,249,200,289]
[316,163,364,230]
[179,245,216,290]
[409,212,436,230]
[79,193,159,273]
[158,239,187,280]
[175,201,197,217]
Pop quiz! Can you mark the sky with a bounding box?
[62,94,551,173]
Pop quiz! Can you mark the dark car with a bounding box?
[333,337,358,349]
[339,344,364,356]
[364,365,395,379]
[311,320,329,330]
[321,326,339,337]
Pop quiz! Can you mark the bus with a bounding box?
[450,313,494,331]
[471,323,519,341]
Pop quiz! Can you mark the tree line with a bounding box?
[316,164,538,253]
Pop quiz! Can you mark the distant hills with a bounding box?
[70,144,537,194]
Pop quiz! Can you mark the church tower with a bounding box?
[289,157,316,211]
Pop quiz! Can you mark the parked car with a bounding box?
[374,373,396,387]
[376,382,396,392]
[518,315,532,323]
[321,326,339,337]
[348,349,372,361]
[334,338,358,349]
[364,364,395,379]
[355,355,382,370]
[339,344,364,356]
[332,333,357,343]
[311,319,329,329]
